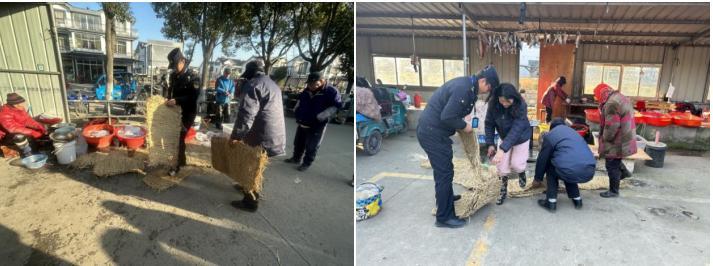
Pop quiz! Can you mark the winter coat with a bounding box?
[418,76,477,137]
[598,90,637,159]
[541,84,568,109]
[485,101,532,152]
[0,104,44,139]
[231,72,286,157]
[215,76,235,105]
[294,84,342,128]
[167,69,201,124]
[535,125,595,183]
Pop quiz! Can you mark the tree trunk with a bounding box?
[105,16,114,101]
[345,74,354,95]
[200,38,217,90]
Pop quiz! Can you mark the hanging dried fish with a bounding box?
[575,32,581,48]
[545,33,551,46]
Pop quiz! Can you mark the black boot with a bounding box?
[284,157,300,164]
[572,198,583,209]
[297,164,310,171]
[233,184,260,199]
[518,172,527,188]
[435,218,467,228]
[600,191,619,198]
[537,199,556,212]
[496,176,508,205]
[231,195,258,212]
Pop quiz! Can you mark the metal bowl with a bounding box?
[21,154,48,169]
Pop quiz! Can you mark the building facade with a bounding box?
[52,3,138,84]
[133,40,183,76]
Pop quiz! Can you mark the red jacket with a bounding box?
[0,104,45,140]
[541,84,568,108]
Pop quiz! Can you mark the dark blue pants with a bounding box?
[545,164,580,200]
[292,124,327,166]
[605,159,622,194]
[417,127,456,222]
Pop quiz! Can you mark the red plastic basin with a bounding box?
[584,109,600,123]
[641,111,672,127]
[82,124,115,148]
[115,125,147,150]
[570,124,589,137]
[671,112,702,128]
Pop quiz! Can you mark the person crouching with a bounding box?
[533,118,595,212]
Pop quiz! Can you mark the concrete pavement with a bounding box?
[356,132,709,265]
[0,117,354,265]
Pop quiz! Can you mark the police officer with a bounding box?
[230,60,287,212]
[165,48,201,175]
[417,66,499,228]
[284,72,342,171]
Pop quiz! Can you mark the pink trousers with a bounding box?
[496,140,529,176]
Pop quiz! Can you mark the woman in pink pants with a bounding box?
[484,83,532,205]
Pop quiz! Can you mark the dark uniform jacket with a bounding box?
[294,84,342,128]
[418,76,477,137]
[167,68,201,125]
[535,125,595,183]
[231,72,286,157]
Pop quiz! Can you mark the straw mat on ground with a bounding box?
[186,142,212,167]
[146,95,182,167]
[451,131,501,218]
[210,137,268,198]
[92,149,147,177]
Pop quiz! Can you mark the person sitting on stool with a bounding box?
[532,118,595,212]
[0,93,46,157]
[284,72,342,171]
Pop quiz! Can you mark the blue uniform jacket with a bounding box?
[535,125,596,183]
[215,76,235,105]
[294,84,342,128]
[417,76,477,137]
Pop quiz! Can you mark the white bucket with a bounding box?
[54,140,77,165]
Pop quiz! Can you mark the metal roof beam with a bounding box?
[357,24,699,38]
[357,12,709,25]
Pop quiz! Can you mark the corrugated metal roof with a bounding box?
[357,2,709,45]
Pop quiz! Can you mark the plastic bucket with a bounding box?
[635,135,647,150]
[54,140,77,165]
[644,142,667,168]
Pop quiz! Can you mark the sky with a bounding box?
[68,2,303,67]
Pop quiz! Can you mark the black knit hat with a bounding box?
[307,72,323,83]
[6,93,25,105]
[476,65,500,88]
[167,48,185,69]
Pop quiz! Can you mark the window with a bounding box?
[72,13,101,31]
[75,33,101,50]
[584,62,660,98]
[58,34,70,51]
[54,10,66,26]
[373,56,397,85]
[396,58,419,86]
[421,59,444,87]
[372,56,466,87]
[444,60,465,82]
[115,41,127,55]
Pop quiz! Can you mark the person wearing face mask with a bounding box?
[229,59,287,212]
[541,76,570,122]
[485,83,532,205]
[164,48,201,175]
[0,93,46,157]
[417,65,499,228]
[284,72,342,171]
